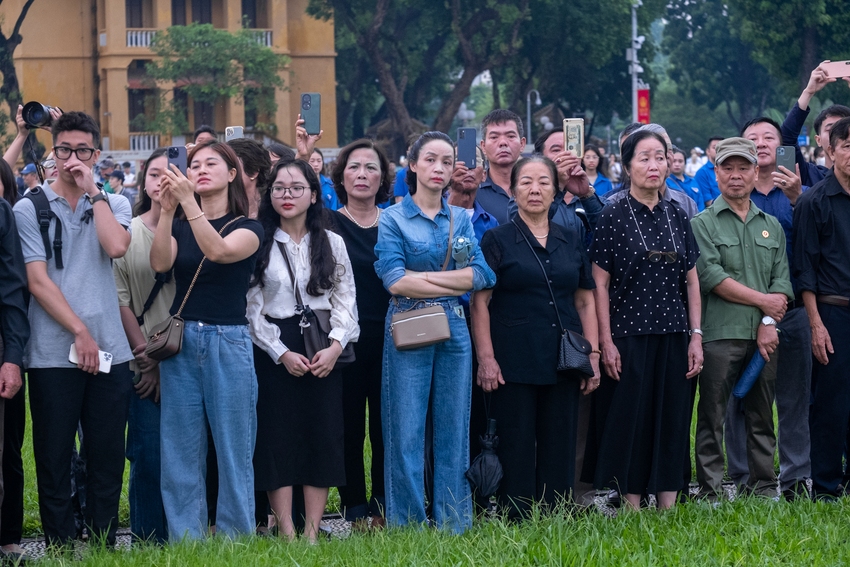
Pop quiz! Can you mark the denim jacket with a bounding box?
[374,194,496,296]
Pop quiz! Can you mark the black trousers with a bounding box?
[28,364,132,546]
[489,379,580,519]
[0,374,23,546]
[810,303,850,497]
[338,322,385,520]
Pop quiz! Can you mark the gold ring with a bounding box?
[781,180,787,186]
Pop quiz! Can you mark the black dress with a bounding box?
[479,218,595,517]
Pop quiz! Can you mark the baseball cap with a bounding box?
[21,163,37,175]
[715,137,757,165]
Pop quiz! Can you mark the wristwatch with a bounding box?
[689,328,703,336]
[761,315,777,326]
[581,185,596,198]
[88,191,108,206]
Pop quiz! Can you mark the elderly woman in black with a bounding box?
[327,139,393,528]
[471,156,600,519]
[590,129,703,509]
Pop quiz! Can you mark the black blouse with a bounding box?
[480,218,595,385]
[328,209,391,325]
[590,194,699,338]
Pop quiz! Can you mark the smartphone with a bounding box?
[776,146,796,173]
[69,344,113,374]
[225,126,244,141]
[300,93,321,135]
[563,118,584,158]
[823,60,850,79]
[167,146,187,175]
[456,127,477,169]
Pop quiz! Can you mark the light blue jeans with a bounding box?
[160,321,257,540]
[126,393,167,543]
[382,298,473,533]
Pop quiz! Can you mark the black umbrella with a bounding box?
[465,418,503,498]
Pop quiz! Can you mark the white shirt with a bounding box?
[247,228,359,363]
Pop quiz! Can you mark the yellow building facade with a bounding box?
[2,0,337,151]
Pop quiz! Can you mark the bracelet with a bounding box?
[591,349,602,355]
[187,211,205,221]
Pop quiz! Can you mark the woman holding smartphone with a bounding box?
[150,140,263,540]
[374,131,495,533]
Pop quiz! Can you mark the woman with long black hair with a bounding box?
[247,159,358,543]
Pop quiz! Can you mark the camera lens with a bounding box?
[168,147,178,157]
[22,102,53,128]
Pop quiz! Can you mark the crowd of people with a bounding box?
[0,60,848,555]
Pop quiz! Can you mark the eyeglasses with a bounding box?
[271,185,307,198]
[646,250,678,264]
[53,146,96,161]
[42,159,55,169]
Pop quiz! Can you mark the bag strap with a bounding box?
[25,187,64,269]
[174,215,244,317]
[511,219,565,333]
[276,240,305,307]
[441,207,454,271]
[136,271,172,326]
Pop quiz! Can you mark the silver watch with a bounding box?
[761,316,777,326]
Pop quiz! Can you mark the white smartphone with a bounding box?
[69,344,113,373]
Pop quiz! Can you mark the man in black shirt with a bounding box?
[793,116,850,500]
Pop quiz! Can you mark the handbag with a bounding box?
[390,210,454,350]
[277,241,356,368]
[512,220,594,378]
[145,216,244,361]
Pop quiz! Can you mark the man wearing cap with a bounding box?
[691,137,794,501]
[99,159,116,193]
[21,164,39,193]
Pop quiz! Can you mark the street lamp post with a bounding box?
[628,1,645,123]
[526,89,541,146]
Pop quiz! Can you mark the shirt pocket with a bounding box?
[403,239,431,258]
[494,315,530,328]
[715,234,742,274]
[753,235,780,253]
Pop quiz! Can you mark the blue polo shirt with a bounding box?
[393,167,409,199]
[667,174,705,211]
[749,185,809,262]
[694,161,720,203]
[475,175,512,225]
[458,200,499,313]
[320,174,340,211]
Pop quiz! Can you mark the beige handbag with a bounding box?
[390,210,454,350]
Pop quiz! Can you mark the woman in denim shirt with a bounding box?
[374,131,496,533]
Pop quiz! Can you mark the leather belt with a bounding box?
[817,294,850,307]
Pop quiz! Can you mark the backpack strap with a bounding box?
[25,187,64,269]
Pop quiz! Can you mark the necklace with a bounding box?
[532,231,549,239]
[343,206,380,229]
[626,195,679,257]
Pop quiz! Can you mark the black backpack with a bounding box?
[24,186,64,269]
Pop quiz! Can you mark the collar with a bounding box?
[400,193,451,220]
[511,214,568,247]
[471,200,493,224]
[712,194,764,221]
[824,169,849,197]
[628,192,668,213]
[274,227,311,245]
[478,174,508,195]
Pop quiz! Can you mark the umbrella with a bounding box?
[732,330,781,399]
[465,418,503,498]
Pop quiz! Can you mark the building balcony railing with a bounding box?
[130,133,161,152]
[251,29,273,47]
[127,29,157,48]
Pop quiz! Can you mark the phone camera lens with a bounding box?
[168,148,177,157]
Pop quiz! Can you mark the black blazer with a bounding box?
[480,217,594,385]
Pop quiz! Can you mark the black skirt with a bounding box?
[253,315,345,490]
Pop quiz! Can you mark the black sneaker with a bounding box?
[782,480,811,502]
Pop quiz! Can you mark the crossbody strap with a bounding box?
[175,215,244,317]
[136,271,172,325]
[441,207,454,271]
[511,219,565,332]
[276,240,306,306]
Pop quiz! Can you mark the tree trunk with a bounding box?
[0,0,37,116]
[491,70,502,110]
[432,65,483,134]
[799,25,819,93]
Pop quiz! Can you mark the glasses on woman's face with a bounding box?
[53,146,96,161]
[42,159,56,169]
[646,250,678,264]
[271,185,307,198]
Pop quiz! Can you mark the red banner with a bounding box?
[637,89,650,124]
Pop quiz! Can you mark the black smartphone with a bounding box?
[456,127,477,169]
[301,93,321,135]
[225,126,244,141]
[776,146,795,173]
[167,146,187,175]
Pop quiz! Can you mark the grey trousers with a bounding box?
[696,339,777,497]
[726,308,811,491]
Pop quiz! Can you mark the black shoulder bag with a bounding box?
[277,241,356,369]
[511,220,594,378]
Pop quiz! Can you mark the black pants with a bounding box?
[28,364,132,546]
[810,303,850,497]
[490,379,580,519]
[338,322,385,520]
[0,374,24,546]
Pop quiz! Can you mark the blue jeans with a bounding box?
[160,321,257,540]
[382,298,473,533]
[126,391,167,543]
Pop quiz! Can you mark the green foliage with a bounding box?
[144,23,290,135]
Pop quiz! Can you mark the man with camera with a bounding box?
[13,110,134,548]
